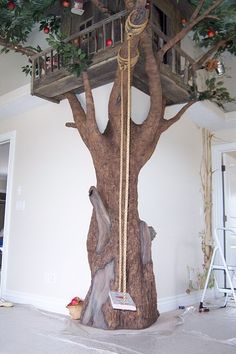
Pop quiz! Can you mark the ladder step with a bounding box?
[212,265,236,271]
[218,288,236,293]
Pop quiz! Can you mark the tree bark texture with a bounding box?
[66,66,162,329]
[65,5,195,330]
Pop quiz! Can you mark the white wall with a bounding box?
[139,110,204,298]
[0,84,204,313]
[213,128,236,143]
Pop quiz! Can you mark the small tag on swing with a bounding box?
[109,291,136,311]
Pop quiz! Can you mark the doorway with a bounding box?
[0,132,15,299]
[212,142,236,290]
[0,142,10,287]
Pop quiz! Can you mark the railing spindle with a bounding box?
[44,54,48,76]
[103,23,106,49]
[111,19,114,46]
[51,50,53,72]
[171,48,176,73]
[95,29,98,53]
[57,51,60,70]
[183,60,189,84]
[121,17,124,43]
[37,57,41,79]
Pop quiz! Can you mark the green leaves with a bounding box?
[198,77,235,108]
[46,32,92,77]
[191,0,236,55]
[39,15,61,34]
[0,0,57,44]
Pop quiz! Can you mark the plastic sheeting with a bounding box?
[0,303,236,353]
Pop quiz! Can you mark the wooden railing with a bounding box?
[31,10,194,90]
[151,23,195,85]
[31,10,127,81]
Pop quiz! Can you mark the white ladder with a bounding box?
[199,227,236,312]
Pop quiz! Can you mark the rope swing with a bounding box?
[109,10,148,311]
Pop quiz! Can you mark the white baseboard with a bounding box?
[3,290,68,315]
[3,289,208,316]
[158,290,203,313]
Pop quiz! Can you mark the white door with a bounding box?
[0,142,10,292]
[222,151,236,288]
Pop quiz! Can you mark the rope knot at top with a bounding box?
[125,9,149,38]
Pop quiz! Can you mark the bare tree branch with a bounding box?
[158,0,224,59]
[107,70,122,140]
[64,92,90,144]
[124,0,146,11]
[65,122,77,128]
[124,0,136,10]
[160,100,197,133]
[138,28,163,133]
[193,38,232,70]
[90,0,111,15]
[0,37,36,57]
[82,71,101,136]
[190,0,206,21]
[206,15,220,20]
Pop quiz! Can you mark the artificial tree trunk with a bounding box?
[65,4,196,329]
[80,145,159,329]
[66,63,162,328]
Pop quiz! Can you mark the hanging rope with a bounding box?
[117,11,148,297]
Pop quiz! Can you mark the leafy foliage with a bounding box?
[190,0,236,55]
[0,0,91,76]
[47,32,92,77]
[39,14,61,34]
[0,0,57,44]
[0,0,235,105]
[198,78,235,108]
[21,45,43,75]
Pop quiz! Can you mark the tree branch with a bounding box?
[64,92,89,144]
[160,100,197,133]
[0,37,36,57]
[124,0,136,10]
[124,0,146,11]
[135,28,163,141]
[190,0,206,21]
[82,71,101,136]
[65,122,77,128]
[90,0,111,15]
[107,70,122,141]
[158,0,224,59]
[193,38,232,70]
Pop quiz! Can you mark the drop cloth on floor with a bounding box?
[0,303,236,354]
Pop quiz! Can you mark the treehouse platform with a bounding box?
[31,9,194,105]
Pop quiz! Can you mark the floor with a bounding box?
[0,301,236,354]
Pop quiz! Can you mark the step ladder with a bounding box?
[199,227,236,312]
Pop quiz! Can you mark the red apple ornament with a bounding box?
[207,29,216,38]
[43,26,50,34]
[106,38,113,47]
[7,1,16,10]
[62,0,70,7]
